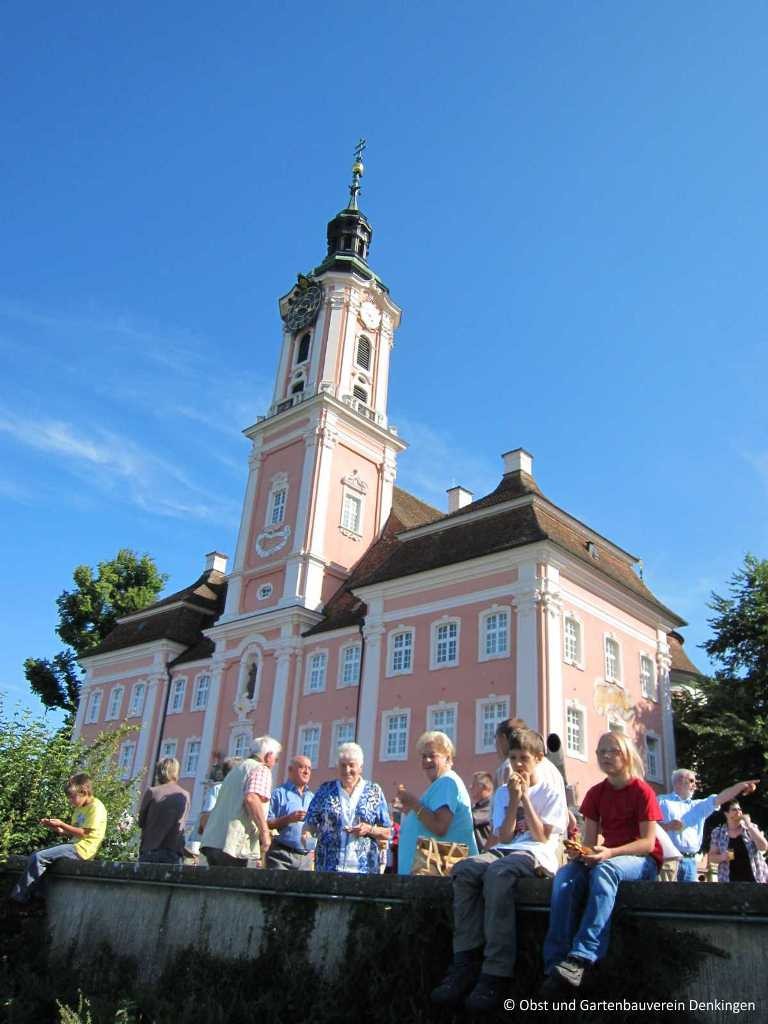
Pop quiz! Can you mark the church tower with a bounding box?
[223,142,407,623]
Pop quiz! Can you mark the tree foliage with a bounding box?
[673,554,768,825]
[24,549,167,714]
[0,700,140,861]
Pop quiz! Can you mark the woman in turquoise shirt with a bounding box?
[397,731,478,874]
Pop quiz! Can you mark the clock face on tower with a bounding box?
[282,278,323,332]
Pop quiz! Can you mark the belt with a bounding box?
[681,852,697,858]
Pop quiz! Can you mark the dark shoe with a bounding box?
[465,973,510,1013]
[430,958,482,1007]
[542,956,588,992]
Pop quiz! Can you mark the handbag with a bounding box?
[411,836,469,876]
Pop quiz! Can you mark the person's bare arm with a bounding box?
[243,794,271,853]
[714,780,759,808]
[582,820,657,865]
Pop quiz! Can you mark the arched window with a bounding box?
[296,333,310,364]
[291,380,305,395]
[353,385,368,404]
[356,336,371,370]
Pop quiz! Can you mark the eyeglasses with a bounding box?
[596,748,623,757]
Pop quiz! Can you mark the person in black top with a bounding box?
[470,771,494,851]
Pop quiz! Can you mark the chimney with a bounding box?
[204,551,229,575]
[502,448,534,477]
[447,485,473,513]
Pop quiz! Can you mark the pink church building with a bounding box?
[74,154,693,822]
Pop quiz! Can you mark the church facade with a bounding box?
[74,155,691,822]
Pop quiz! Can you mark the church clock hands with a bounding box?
[282,275,323,332]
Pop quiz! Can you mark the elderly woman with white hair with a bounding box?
[302,742,391,873]
[397,731,478,874]
[200,735,281,867]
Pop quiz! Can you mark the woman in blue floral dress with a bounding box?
[302,742,391,873]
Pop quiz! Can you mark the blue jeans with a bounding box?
[11,844,81,903]
[675,856,698,882]
[543,855,658,968]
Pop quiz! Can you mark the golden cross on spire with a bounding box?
[348,137,366,210]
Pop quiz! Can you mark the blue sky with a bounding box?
[2,2,767,720]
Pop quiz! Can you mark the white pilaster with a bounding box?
[224,443,263,618]
[357,601,385,765]
[540,565,564,741]
[133,676,160,782]
[512,562,540,730]
[268,639,297,741]
[656,630,675,779]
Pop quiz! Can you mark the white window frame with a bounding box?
[639,653,657,701]
[168,677,187,714]
[297,723,322,767]
[478,605,511,662]
[608,717,626,734]
[386,627,415,677]
[257,583,273,601]
[230,726,252,759]
[340,491,363,536]
[355,334,373,371]
[565,699,588,761]
[182,737,202,778]
[85,689,102,724]
[426,702,458,748]
[329,719,356,766]
[128,681,146,718]
[105,685,125,721]
[118,739,136,780]
[603,634,623,684]
[563,613,584,669]
[475,695,510,755]
[380,708,411,762]
[192,672,211,711]
[337,643,361,688]
[430,617,461,670]
[160,738,177,759]
[304,650,328,694]
[265,472,289,528]
[339,473,367,539]
[645,731,662,783]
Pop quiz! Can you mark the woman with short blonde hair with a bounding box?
[397,731,477,874]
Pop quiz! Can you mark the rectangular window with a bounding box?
[129,683,146,718]
[118,740,136,780]
[86,691,102,724]
[331,720,355,763]
[646,736,660,781]
[434,621,458,666]
[169,678,186,713]
[483,611,509,657]
[566,705,586,757]
[231,732,250,759]
[307,653,327,693]
[299,726,321,766]
[382,712,409,760]
[160,739,177,759]
[270,487,286,525]
[341,493,362,534]
[604,637,621,682]
[183,740,201,777]
[477,698,509,753]
[640,655,656,700]
[192,674,211,710]
[390,630,413,674]
[340,645,361,687]
[428,705,457,746]
[564,617,582,665]
[106,686,124,721]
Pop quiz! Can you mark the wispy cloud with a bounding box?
[393,414,498,506]
[0,410,240,526]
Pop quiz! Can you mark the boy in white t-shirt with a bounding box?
[431,728,568,1013]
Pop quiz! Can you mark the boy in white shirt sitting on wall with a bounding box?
[431,728,568,1013]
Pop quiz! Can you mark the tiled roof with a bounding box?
[170,637,216,667]
[668,631,704,677]
[86,570,227,657]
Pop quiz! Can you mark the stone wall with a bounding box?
[2,858,767,1023]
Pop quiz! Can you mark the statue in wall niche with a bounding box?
[246,662,258,702]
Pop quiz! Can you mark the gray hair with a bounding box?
[337,741,364,766]
[672,768,695,785]
[251,735,282,760]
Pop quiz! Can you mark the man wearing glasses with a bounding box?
[658,770,758,881]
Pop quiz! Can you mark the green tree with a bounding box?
[673,554,768,824]
[24,550,167,714]
[0,700,140,861]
